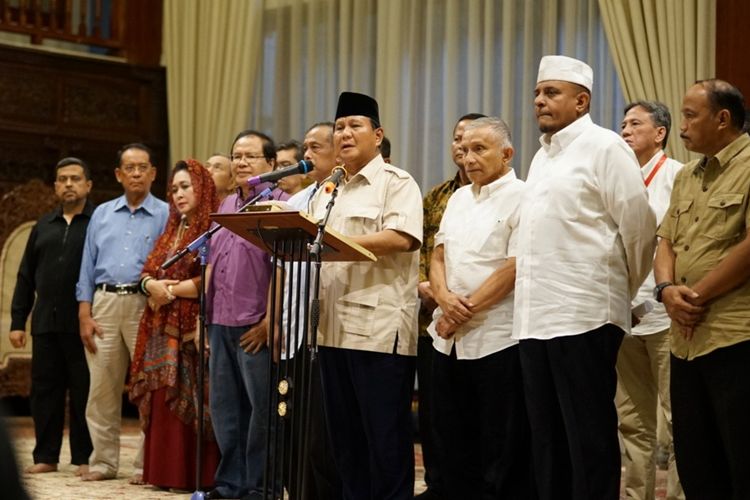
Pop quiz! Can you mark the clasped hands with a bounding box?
[661,284,705,340]
[434,289,474,339]
[145,278,179,310]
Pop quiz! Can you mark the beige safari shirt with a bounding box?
[309,154,423,356]
[657,133,750,360]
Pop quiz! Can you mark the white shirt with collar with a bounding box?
[632,150,683,335]
[277,182,320,360]
[429,169,524,359]
[513,114,656,341]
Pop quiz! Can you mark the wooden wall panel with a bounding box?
[0,44,169,205]
[716,0,750,101]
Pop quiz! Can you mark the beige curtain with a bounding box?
[251,0,626,188]
[599,0,716,163]
[162,0,265,165]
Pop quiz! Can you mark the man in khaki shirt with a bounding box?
[309,91,423,499]
[654,79,750,499]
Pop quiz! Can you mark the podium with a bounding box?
[211,207,374,499]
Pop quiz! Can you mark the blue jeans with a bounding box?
[208,324,270,497]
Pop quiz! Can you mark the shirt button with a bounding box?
[680,276,687,283]
[694,217,699,222]
[702,186,707,192]
[720,201,726,207]
[684,245,690,251]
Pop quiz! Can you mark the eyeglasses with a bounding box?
[231,153,266,163]
[119,163,152,174]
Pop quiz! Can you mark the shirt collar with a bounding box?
[470,168,517,199]
[641,149,667,177]
[113,192,158,214]
[347,154,385,185]
[234,181,276,204]
[52,202,93,222]
[692,133,750,176]
[449,171,464,191]
[539,114,593,154]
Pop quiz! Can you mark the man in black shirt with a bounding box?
[9,157,94,475]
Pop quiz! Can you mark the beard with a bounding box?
[538,123,555,133]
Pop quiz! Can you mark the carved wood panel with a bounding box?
[0,43,169,204]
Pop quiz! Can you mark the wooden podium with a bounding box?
[211,207,376,263]
[210,206,374,499]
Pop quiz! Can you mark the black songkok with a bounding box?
[335,91,380,125]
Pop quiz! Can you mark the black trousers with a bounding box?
[30,332,92,465]
[519,324,623,500]
[318,346,416,500]
[671,340,750,500]
[416,335,442,496]
[432,344,534,500]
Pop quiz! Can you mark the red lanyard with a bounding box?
[644,154,667,187]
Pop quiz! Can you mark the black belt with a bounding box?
[96,283,140,295]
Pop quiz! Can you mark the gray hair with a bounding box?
[624,100,672,148]
[463,116,513,149]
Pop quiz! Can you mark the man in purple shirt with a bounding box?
[206,130,289,500]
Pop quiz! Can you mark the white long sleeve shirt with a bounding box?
[428,169,524,359]
[513,114,656,340]
[631,150,683,335]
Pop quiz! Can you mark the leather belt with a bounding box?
[95,283,140,295]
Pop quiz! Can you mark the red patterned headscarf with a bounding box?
[129,159,219,435]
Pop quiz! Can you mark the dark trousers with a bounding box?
[284,358,342,500]
[30,332,92,465]
[519,324,623,500]
[318,346,416,500]
[671,340,750,500]
[432,345,534,500]
[416,335,442,495]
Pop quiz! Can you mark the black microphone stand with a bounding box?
[160,183,278,500]
[298,174,344,494]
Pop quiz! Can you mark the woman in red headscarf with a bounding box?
[129,159,221,491]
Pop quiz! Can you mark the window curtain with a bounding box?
[251,0,626,189]
[599,0,716,163]
[162,0,265,164]
[162,0,626,187]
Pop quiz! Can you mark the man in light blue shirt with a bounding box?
[76,143,168,483]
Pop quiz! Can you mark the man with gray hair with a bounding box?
[514,55,656,500]
[618,100,684,500]
[429,117,532,498]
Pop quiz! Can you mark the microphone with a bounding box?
[247,160,314,187]
[323,166,348,194]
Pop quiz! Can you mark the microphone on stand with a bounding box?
[247,160,314,187]
[323,166,348,194]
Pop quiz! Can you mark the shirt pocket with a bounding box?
[671,199,693,238]
[477,218,510,255]
[335,291,379,337]
[706,193,745,240]
[342,206,381,236]
[542,178,582,221]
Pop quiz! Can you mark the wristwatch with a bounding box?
[653,281,674,303]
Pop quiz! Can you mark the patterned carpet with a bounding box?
[5,416,428,499]
[6,416,674,499]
